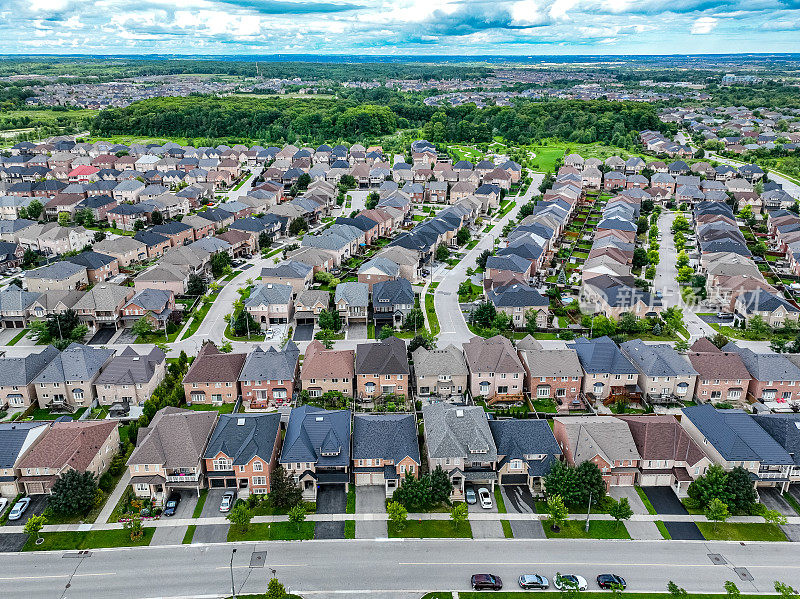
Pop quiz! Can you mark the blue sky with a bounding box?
[1,0,799,55]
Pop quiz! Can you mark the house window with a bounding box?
[252,476,267,486]
[253,461,263,472]
[213,458,232,471]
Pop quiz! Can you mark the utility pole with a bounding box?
[585,491,592,533]
[230,548,237,599]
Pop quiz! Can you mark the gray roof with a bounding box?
[0,285,40,311]
[25,260,86,280]
[753,414,800,466]
[203,413,281,465]
[0,421,50,469]
[65,251,116,271]
[95,346,165,386]
[353,413,420,465]
[489,419,561,462]
[358,256,399,278]
[0,345,60,387]
[245,283,293,307]
[621,340,698,378]
[723,343,800,382]
[518,342,583,379]
[33,343,113,384]
[372,278,414,307]
[261,260,313,280]
[682,404,794,465]
[554,415,641,463]
[488,283,548,308]
[422,403,498,461]
[125,288,173,312]
[355,337,409,375]
[412,345,468,377]
[570,336,638,375]
[73,284,131,312]
[127,406,217,468]
[280,405,351,467]
[335,282,368,308]
[238,342,300,383]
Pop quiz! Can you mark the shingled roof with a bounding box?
[203,413,281,466]
[128,406,217,469]
[352,413,420,464]
[182,342,246,384]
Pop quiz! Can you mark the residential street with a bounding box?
[1,538,798,599]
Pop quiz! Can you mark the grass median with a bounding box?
[388,520,472,538]
[23,528,154,551]
[543,520,631,540]
[227,522,315,542]
[696,522,786,542]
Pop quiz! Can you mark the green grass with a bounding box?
[543,520,631,539]
[424,293,440,335]
[635,487,657,515]
[193,489,209,518]
[655,520,672,540]
[501,520,513,538]
[6,329,28,346]
[222,270,242,282]
[783,492,800,516]
[136,327,181,344]
[494,486,507,514]
[346,486,356,514]
[420,594,453,599]
[230,171,253,191]
[696,522,786,542]
[388,520,472,538]
[180,292,218,340]
[183,525,196,544]
[531,397,558,413]
[23,528,154,551]
[186,403,236,414]
[466,239,479,250]
[226,522,315,542]
[459,594,778,599]
[26,407,87,421]
[344,520,356,539]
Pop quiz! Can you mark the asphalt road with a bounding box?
[1,538,799,599]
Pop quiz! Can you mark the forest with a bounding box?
[90,95,672,149]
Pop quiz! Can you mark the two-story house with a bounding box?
[0,421,50,498]
[372,278,414,329]
[300,340,355,398]
[334,282,368,325]
[245,283,294,326]
[687,338,751,407]
[463,335,525,404]
[94,346,166,407]
[238,342,301,410]
[411,344,468,401]
[0,345,59,410]
[488,419,561,496]
[32,343,114,411]
[182,342,246,405]
[355,336,410,400]
[570,336,640,403]
[517,336,583,411]
[620,340,699,406]
[352,413,420,497]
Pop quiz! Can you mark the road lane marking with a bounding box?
[215,564,307,569]
[397,562,800,569]
[0,572,116,581]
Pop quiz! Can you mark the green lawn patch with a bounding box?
[466,239,479,250]
[227,522,315,542]
[543,519,630,540]
[421,594,453,599]
[680,499,704,515]
[655,521,671,540]
[494,486,507,513]
[696,522,786,542]
[25,407,87,421]
[501,520,513,538]
[180,291,218,340]
[635,487,657,515]
[183,525,196,544]
[459,594,776,599]
[388,520,472,538]
[23,528,154,551]
[7,329,28,346]
[424,293,439,335]
[193,489,209,518]
[346,487,355,514]
[344,520,355,539]
[222,270,242,282]
[186,403,235,414]
[783,492,800,516]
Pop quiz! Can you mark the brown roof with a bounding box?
[216,229,250,245]
[463,335,524,374]
[687,350,752,381]
[183,342,246,384]
[127,406,217,468]
[690,338,719,353]
[301,340,354,380]
[18,420,117,471]
[617,415,707,466]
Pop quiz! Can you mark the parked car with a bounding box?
[716,312,734,320]
[519,574,549,590]
[0,497,8,516]
[597,574,626,590]
[8,497,30,521]
[478,487,492,509]
[220,490,236,512]
[554,574,587,591]
[655,290,663,299]
[465,488,477,505]
[471,574,503,591]
[163,492,181,517]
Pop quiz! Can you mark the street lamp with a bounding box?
[230,548,237,599]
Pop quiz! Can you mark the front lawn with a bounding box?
[344,520,355,539]
[226,522,315,542]
[501,520,513,538]
[183,525,196,544]
[7,329,28,346]
[696,522,786,542]
[193,489,208,518]
[635,487,657,515]
[346,487,355,514]
[424,293,439,335]
[23,528,154,551]
[388,520,472,538]
[494,487,507,513]
[543,520,631,540]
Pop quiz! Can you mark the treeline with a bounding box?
[703,82,800,110]
[90,95,672,148]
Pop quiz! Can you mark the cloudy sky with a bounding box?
[2,0,799,55]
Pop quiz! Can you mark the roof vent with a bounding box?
[267,284,273,289]
[455,409,464,418]
[315,416,324,422]
[237,418,246,426]
[132,357,140,361]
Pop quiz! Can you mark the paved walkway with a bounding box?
[96,471,130,524]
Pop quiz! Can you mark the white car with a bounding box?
[0,497,8,516]
[478,487,493,509]
[8,497,31,521]
[219,491,236,512]
[554,574,588,591]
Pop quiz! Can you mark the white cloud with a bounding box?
[690,16,717,34]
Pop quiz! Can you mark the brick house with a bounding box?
[723,342,800,405]
[355,336,410,401]
[463,335,525,404]
[687,338,751,407]
[300,340,355,398]
[182,342,246,405]
[65,251,119,284]
[517,336,583,411]
[0,345,59,410]
[32,343,114,411]
[94,346,166,407]
[352,413,420,497]
[238,342,301,410]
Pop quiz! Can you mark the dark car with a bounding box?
[597,574,626,590]
[163,492,181,517]
[471,574,503,591]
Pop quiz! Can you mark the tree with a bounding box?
[366,191,379,210]
[748,314,770,336]
[676,250,689,269]
[17,206,28,220]
[22,248,38,269]
[668,582,688,599]
[645,265,656,280]
[726,466,758,512]
[266,578,287,599]
[546,494,568,531]
[24,513,47,544]
[525,309,540,335]
[476,249,492,270]
[436,243,449,262]
[688,464,732,508]
[133,219,145,231]
[763,509,788,527]
[289,217,307,236]
[288,503,307,529]
[378,325,395,340]
[187,273,207,296]
[457,227,471,246]
[775,582,798,599]
[269,465,302,509]
[151,210,164,225]
[590,314,617,338]
[403,308,425,331]
[57,212,70,227]
[49,470,98,516]
[210,252,231,278]
[318,308,342,332]
[711,333,730,349]
[387,500,408,530]
[450,502,468,528]
[609,497,633,529]
[772,338,790,353]
[470,300,497,329]
[124,515,144,541]
[671,214,690,233]
[632,248,649,269]
[258,231,271,250]
[674,339,689,353]
[227,502,253,532]
[647,249,660,266]
[705,498,730,531]
[94,231,106,242]
[27,199,43,220]
[739,204,753,220]
[429,466,452,505]
[408,332,436,353]
[132,315,155,337]
[297,173,311,190]
[576,460,606,505]
[677,265,694,283]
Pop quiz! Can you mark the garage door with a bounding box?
[210,478,226,488]
[355,472,384,486]
[0,483,17,497]
[641,473,673,486]
[656,474,673,486]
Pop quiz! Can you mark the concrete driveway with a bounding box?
[355,485,387,539]
[200,489,229,519]
[500,485,544,538]
[761,488,796,516]
[467,485,503,539]
[293,324,314,341]
[0,533,27,552]
[151,491,198,546]
[315,485,345,540]
[347,324,367,339]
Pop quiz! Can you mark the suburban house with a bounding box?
[680,404,794,491]
[422,403,498,500]
[334,282,369,325]
[94,346,166,407]
[245,283,294,326]
[488,419,561,496]
[238,342,301,410]
[462,335,525,404]
[687,338,751,407]
[617,415,711,496]
[355,336,410,401]
[723,343,800,406]
[17,420,119,495]
[64,251,119,283]
[411,345,468,401]
[357,257,399,291]
[0,286,41,329]
[570,336,640,403]
[122,288,176,330]
[517,336,583,411]
[0,421,50,498]
[487,283,549,330]
[203,412,283,495]
[300,340,355,399]
[72,283,134,332]
[182,342,246,405]
[352,413,420,496]
[293,290,330,326]
[260,261,313,296]
[127,406,218,503]
[32,343,114,411]
[372,278,415,329]
[753,413,800,487]
[553,415,641,488]
[0,345,60,410]
[280,405,352,501]
[92,237,148,267]
[620,340,699,405]
[24,261,88,293]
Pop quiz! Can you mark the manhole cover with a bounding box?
[708,554,727,565]
[735,568,754,582]
[250,551,266,568]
